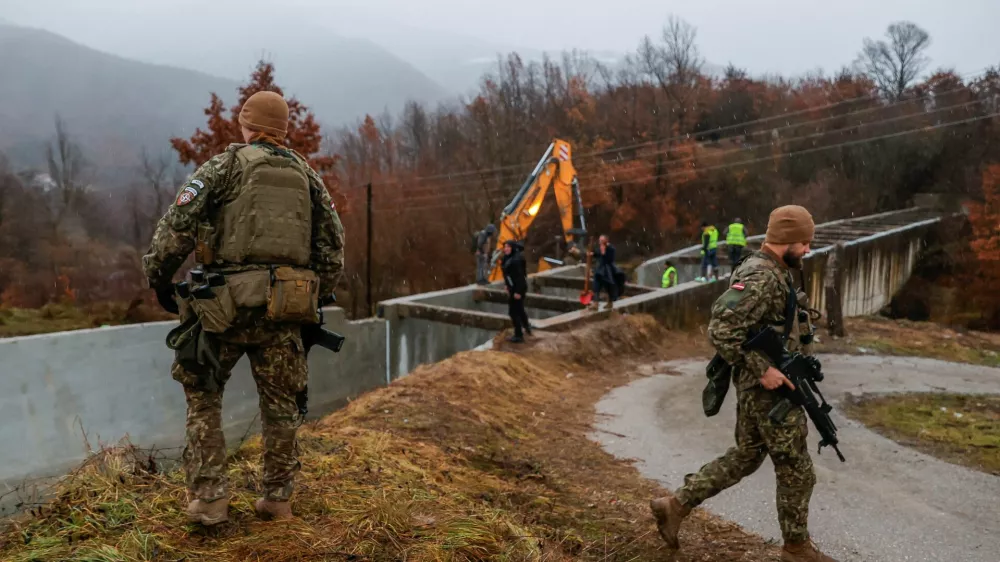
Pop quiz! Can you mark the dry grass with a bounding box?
[816,316,1000,368]
[843,393,1000,476]
[0,314,780,561]
[0,301,172,338]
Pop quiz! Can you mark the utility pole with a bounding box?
[366,182,373,317]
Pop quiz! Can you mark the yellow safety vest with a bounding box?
[703,227,719,251]
[727,223,746,246]
[662,266,677,288]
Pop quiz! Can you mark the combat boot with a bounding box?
[781,539,839,562]
[649,492,691,549]
[186,497,229,526]
[255,498,294,521]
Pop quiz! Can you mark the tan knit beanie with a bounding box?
[765,205,815,245]
[238,91,289,138]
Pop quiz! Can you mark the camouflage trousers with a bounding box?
[172,323,307,503]
[675,386,816,543]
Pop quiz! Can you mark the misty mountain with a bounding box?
[4,10,448,129]
[0,22,238,183]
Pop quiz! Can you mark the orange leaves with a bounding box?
[969,165,1000,263]
[170,60,345,211]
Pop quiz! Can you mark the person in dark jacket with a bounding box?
[501,240,531,342]
[591,235,620,310]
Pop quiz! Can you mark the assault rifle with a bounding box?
[741,326,845,462]
[302,295,346,356]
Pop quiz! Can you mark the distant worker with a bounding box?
[661,260,678,289]
[696,221,719,283]
[650,205,839,562]
[590,234,620,310]
[501,240,531,342]
[143,91,345,526]
[473,224,497,285]
[725,218,748,274]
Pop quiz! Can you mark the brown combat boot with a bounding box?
[649,492,691,549]
[186,497,229,526]
[255,498,294,521]
[781,539,839,562]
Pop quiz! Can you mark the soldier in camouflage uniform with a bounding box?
[650,205,838,562]
[143,91,345,525]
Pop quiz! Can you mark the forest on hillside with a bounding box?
[1,18,998,328]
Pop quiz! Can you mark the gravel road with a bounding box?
[593,354,1000,562]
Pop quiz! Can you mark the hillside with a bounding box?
[0,23,237,182]
[0,20,447,183]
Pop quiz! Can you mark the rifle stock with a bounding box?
[741,326,846,462]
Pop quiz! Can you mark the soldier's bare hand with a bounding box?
[760,367,795,391]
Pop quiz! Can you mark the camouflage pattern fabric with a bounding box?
[174,324,307,502]
[142,141,344,505]
[141,142,345,295]
[673,248,816,544]
[708,250,806,391]
[675,386,815,542]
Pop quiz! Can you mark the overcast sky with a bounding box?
[3,0,998,78]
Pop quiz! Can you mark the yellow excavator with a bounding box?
[487,138,589,284]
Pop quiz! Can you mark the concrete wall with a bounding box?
[0,307,386,484]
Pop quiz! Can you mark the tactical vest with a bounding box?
[214,144,312,267]
[662,266,677,288]
[704,227,719,250]
[726,223,746,246]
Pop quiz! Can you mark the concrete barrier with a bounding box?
[0,207,959,487]
[0,308,385,484]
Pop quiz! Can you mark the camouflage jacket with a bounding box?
[142,142,345,296]
[708,250,814,391]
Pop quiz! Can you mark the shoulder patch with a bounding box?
[176,185,199,206]
[732,282,745,291]
[189,179,205,190]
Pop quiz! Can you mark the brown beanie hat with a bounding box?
[238,91,289,138]
[764,205,815,245]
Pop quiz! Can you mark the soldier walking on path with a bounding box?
[143,91,345,526]
[649,205,839,562]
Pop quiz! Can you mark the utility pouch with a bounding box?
[266,267,320,323]
[226,270,271,309]
[189,282,238,333]
[166,317,222,390]
[195,224,217,264]
[702,353,733,417]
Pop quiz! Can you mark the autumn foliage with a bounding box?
[170,60,346,210]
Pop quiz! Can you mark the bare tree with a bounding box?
[138,147,173,219]
[45,115,88,232]
[857,21,931,101]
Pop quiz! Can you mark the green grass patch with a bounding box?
[843,393,1000,475]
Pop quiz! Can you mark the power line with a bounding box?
[395,67,992,183]
[375,111,998,212]
[577,112,999,192]
[373,73,992,195]
[370,98,990,209]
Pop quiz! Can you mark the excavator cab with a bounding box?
[486,139,588,283]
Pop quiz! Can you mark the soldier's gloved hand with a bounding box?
[149,278,179,315]
[760,366,795,391]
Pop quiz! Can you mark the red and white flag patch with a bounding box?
[176,186,199,206]
[732,282,746,291]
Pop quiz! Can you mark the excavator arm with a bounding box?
[488,139,587,282]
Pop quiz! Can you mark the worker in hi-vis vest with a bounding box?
[725,218,748,275]
[696,221,719,282]
[661,260,678,288]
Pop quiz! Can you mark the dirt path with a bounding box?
[593,354,1000,562]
